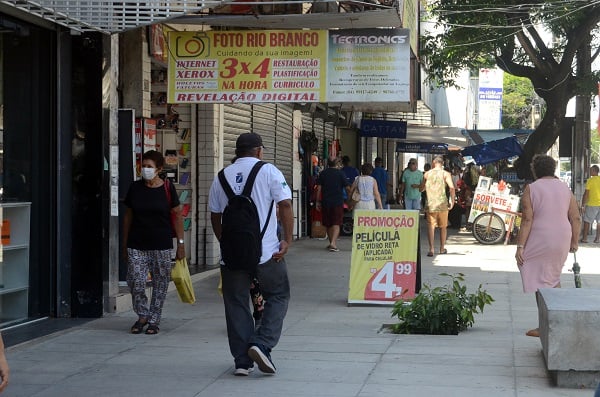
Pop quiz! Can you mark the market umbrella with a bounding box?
[461,136,523,165]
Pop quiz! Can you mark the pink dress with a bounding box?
[519,178,573,293]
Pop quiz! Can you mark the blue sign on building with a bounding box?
[396,142,448,154]
[360,119,407,138]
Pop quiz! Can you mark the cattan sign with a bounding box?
[167,28,410,104]
[360,119,407,138]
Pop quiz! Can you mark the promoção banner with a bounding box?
[348,210,419,305]
[167,28,410,104]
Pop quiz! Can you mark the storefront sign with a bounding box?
[167,29,410,104]
[477,68,503,129]
[360,119,407,138]
[396,141,448,154]
[348,210,419,305]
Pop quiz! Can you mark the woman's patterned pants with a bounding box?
[126,248,173,325]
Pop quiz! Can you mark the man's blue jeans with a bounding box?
[404,198,421,210]
[221,258,290,368]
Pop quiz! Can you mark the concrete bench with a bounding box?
[538,288,600,388]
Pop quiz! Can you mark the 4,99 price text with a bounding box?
[364,261,416,301]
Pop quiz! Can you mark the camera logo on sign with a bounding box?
[175,32,210,58]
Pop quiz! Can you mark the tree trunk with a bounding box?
[515,95,570,179]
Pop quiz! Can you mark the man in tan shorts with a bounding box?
[422,156,455,256]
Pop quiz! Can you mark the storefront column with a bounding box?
[196,103,223,268]
[104,34,120,310]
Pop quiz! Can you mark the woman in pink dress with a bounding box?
[515,154,581,337]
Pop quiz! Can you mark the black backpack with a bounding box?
[218,161,274,273]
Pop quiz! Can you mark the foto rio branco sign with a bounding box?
[167,29,410,104]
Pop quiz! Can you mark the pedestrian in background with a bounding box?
[515,154,580,337]
[581,164,600,243]
[316,157,350,252]
[349,163,382,210]
[122,150,185,335]
[371,157,388,208]
[421,162,431,211]
[423,156,455,257]
[0,332,9,393]
[341,155,359,186]
[209,133,293,375]
[401,158,423,210]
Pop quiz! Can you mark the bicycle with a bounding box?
[472,209,521,245]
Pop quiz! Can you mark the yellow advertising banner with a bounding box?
[348,210,419,305]
[167,29,411,104]
[167,30,328,103]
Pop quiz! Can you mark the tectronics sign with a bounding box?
[167,28,410,104]
[360,119,407,138]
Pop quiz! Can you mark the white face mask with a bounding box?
[141,167,156,181]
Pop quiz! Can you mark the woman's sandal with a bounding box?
[130,320,147,334]
[145,324,160,335]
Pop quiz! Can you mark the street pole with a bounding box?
[573,35,591,199]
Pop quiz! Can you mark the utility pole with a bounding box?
[573,35,591,198]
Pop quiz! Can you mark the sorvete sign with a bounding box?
[167,28,410,104]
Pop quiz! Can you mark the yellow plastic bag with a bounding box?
[171,257,196,304]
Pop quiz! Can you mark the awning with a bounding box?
[464,128,533,145]
[461,136,523,165]
[172,8,403,30]
[0,2,402,34]
[0,0,210,33]
[403,125,468,150]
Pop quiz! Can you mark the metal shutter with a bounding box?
[324,121,335,146]
[223,103,252,163]
[301,112,315,135]
[275,103,294,186]
[252,104,277,164]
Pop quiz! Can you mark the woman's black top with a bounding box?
[124,180,180,250]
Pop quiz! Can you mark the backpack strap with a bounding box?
[218,161,266,199]
[242,161,266,196]
[218,161,274,240]
[218,169,235,200]
[261,200,275,240]
[244,162,274,239]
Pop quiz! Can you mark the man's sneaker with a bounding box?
[248,345,276,374]
[233,366,254,376]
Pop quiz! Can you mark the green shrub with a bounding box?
[390,273,494,335]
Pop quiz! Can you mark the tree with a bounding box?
[422,0,600,178]
[502,74,538,129]
[592,128,600,164]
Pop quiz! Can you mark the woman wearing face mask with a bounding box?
[122,150,185,334]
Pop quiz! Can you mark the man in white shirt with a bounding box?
[209,133,293,376]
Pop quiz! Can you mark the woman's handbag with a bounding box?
[171,257,196,304]
[351,178,361,202]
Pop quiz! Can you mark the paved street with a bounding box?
[4,223,600,396]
